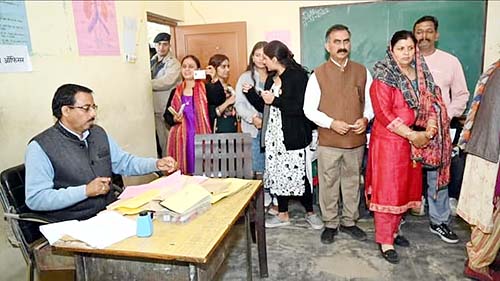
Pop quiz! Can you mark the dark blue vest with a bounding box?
[32,123,116,221]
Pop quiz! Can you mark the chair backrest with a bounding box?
[194,133,253,179]
[0,164,43,245]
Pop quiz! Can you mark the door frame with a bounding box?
[146,12,180,57]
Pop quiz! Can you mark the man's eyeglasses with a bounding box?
[68,104,98,112]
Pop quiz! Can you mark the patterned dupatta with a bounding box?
[374,47,452,189]
[458,60,500,149]
[167,80,212,174]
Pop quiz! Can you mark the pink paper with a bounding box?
[265,30,291,47]
[118,171,207,199]
[72,0,120,56]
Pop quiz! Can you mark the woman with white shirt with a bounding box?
[235,41,268,178]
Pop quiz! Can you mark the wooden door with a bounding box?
[174,22,247,87]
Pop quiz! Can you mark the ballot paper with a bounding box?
[40,211,136,249]
[160,183,212,214]
[205,178,254,204]
[39,220,79,244]
[118,171,206,200]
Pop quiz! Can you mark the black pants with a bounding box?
[277,180,313,213]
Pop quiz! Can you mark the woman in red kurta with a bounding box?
[164,55,212,174]
[366,30,450,264]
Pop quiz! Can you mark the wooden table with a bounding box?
[54,180,268,281]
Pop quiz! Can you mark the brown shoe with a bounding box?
[464,263,494,281]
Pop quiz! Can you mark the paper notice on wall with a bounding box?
[0,1,32,52]
[265,30,291,47]
[0,44,32,72]
[123,16,137,62]
[72,0,120,56]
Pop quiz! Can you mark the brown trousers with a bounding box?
[318,145,364,228]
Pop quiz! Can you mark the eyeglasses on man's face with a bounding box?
[68,104,98,112]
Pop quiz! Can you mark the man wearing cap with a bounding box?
[151,32,181,157]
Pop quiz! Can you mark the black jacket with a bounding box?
[246,67,312,150]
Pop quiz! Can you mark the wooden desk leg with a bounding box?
[75,254,85,281]
[255,186,269,278]
[245,208,253,281]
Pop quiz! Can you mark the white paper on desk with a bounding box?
[39,220,79,245]
[64,211,136,249]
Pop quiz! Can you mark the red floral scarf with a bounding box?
[167,81,212,174]
[411,49,452,190]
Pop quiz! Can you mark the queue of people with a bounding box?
[24,14,499,280]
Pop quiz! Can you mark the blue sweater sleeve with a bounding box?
[108,135,158,176]
[25,141,87,211]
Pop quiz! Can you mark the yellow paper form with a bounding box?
[210,178,253,204]
[108,189,161,215]
[160,184,211,214]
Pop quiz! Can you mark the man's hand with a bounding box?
[86,177,111,197]
[352,118,369,135]
[157,156,178,175]
[330,120,350,135]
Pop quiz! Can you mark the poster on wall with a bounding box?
[72,0,120,56]
[0,1,32,52]
[0,44,32,72]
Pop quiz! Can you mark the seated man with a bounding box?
[25,83,177,222]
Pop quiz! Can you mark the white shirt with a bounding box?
[303,58,374,128]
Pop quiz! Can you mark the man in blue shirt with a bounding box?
[25,84,178,221]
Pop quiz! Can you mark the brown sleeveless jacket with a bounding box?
[315,60,367,148]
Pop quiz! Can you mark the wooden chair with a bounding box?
[0,164,75,281]
[194,133,268,277]
[194,133,253,179]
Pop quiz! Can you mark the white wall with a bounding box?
[0,1,184,171]
[484,1,500,67]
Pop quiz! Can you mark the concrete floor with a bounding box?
[217,201,472,281]
[0,209,27,281]
[1,202,472,281]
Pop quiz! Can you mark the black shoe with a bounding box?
[320,227,338,244]
[379,244,400,264]
[340,225,367,241]
[429,223,459,244]
[394,235,410,247]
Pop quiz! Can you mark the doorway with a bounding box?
[175,22,247,87]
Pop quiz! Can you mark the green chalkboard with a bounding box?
[300,1,486,97]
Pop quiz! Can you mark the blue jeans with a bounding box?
[426,170,451,225]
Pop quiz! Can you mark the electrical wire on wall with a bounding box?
[189,1,207,24]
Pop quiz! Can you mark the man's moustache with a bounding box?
[337,49,348,53]
[418,39,430,43]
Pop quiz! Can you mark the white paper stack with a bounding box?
[40,211,136,249]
